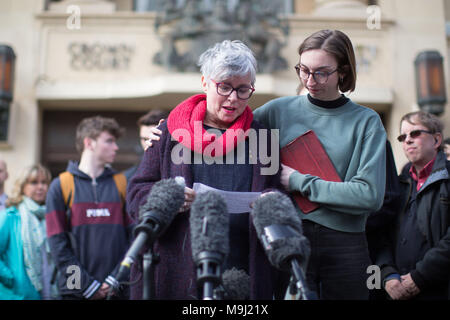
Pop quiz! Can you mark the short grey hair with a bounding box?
[198,40,257,86]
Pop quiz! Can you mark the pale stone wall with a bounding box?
[380,0,449,170]
[0,0,45,195]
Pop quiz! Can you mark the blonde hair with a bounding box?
[6,164,52,207]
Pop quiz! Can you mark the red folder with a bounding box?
[281,130,341,213]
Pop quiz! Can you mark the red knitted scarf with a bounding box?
[167,94,253,157]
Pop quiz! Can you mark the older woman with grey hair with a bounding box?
[127,40,288,300]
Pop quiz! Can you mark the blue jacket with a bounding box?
[45,161,133,299]
[0,206,41,300]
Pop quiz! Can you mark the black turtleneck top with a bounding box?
[307,93,349,109]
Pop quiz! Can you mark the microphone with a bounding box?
[214,268,250,300]
[190,191,229,300]
[116,177,185,281]
[251,192,312,300]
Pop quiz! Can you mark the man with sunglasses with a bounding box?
[377,111,450,300]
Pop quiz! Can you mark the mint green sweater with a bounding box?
[253,95,386,232]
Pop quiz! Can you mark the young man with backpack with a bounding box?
[45,116,133,300]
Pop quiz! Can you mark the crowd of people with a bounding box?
[1,29,449,301]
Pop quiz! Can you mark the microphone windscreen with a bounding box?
[139,177,185,231]
[251,192,310,272]
[190,191,229,263]
[222,268,250,300]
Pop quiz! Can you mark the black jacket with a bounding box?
[377,151,450,298]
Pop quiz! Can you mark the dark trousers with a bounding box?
[303,220,371,300]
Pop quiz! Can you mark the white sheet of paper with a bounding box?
[193,183,261,214]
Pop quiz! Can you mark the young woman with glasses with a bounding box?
[253,29,387,300]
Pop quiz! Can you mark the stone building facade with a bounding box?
[0,0,449,194]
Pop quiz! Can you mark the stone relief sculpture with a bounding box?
[153,0,290,73]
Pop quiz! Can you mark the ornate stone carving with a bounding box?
[153,0,290,73]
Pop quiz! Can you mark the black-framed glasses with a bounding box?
[294,64,338,84]
[397,130,433,142]
[211,80,255,100]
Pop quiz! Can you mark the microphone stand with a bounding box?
[290,259,309,300]
[195,252,223,300]
[142,246,159,300]
[131,217,160,300]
